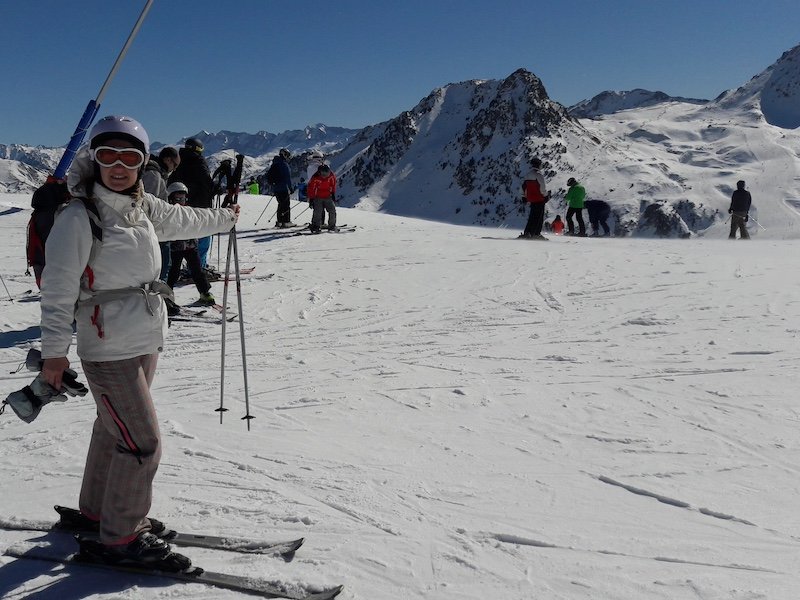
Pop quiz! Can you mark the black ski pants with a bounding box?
[166,248,211,295]
[729,212,750,239]
[566,207,586,235]
[524,202,546,236]
[276,191,291,225]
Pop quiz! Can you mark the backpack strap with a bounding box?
[76,197,103,243]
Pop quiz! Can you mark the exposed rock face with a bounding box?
[331,69,590,226]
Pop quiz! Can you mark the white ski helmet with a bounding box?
[89,115,150,154]
[166,182,189,197]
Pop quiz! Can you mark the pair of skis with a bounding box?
[294,225,356,236]
[1,506,343,599]
[169,305,239,324]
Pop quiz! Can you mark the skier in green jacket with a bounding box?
[564,177,587,236]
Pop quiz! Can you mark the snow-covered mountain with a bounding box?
[329,45,800,238]
[712,43,800,128]
[159,124,359,158]
[568,89,708,119]
[0,144,63,193]
[0,125,357,195]
[3,43,799,237]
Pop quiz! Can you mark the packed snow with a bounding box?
[2,191,800,599]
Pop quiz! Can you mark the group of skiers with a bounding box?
[142,137,223,310]
[519,158,612,240]
[265,149,339,233]
[520,157,753,240]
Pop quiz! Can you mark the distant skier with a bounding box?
[585,199,611,236]
[164,182,216,307]
[169,138,215,268]
[565,177,587,236]
[266,148,294,227]
[551,214,565,235]
[247,176,259,195]
[519,158,549,240]
[308,164,338,232]
[728,180,751,240]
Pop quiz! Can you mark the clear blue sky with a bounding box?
[2,0,799,147]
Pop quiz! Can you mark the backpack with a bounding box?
[26,181,102,289]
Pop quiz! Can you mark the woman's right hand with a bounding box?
[42,357,70,390]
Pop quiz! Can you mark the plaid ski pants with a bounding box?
[79,353,161,545]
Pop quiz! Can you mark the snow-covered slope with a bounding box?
[2,193,800,599]
[568,89,708,119]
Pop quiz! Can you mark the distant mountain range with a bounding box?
[3,43,799,237]
[567,89,708,119]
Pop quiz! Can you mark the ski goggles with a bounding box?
[92,146,146,169]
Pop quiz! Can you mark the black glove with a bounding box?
[331,193,336,203]
[745,214,749,222]
[728,209,732,214]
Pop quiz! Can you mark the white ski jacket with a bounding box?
[40,147,237,362]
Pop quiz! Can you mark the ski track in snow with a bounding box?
[2,195,800,598]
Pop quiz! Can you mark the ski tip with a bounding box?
[306,585,345,600]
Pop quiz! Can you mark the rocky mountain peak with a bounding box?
[713,43,800,129]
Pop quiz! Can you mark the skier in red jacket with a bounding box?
[307,164,338,233]
[519,158,549,240]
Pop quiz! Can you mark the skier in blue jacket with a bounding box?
[266,149,294,227]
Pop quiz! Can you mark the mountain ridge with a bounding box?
[3,43,799,238]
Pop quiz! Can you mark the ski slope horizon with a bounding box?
[3,42,800,239]
[2,193,800,598]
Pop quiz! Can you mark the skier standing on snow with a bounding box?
[519,157,549,240]
[39,116,239,568]
[168,138,215,269]
[164,182,216,307]
[308,164,338,233]
[564,177,587,236]
[728,180,751,240]
[585,199,611,236]
[154,147,181,281]
[247,176,260,195]
[266,148,294,227]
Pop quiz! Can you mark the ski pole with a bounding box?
[254,196,273,226]
[294,203,311,220]
[0,274,12,301]
[219,154,253,428]
[52,0,154,181]
[749,216,766,230]
[214,192,222,271]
